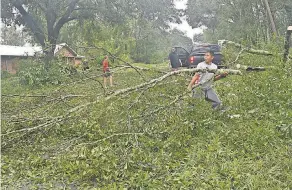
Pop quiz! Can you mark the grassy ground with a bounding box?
[1,55,292,189]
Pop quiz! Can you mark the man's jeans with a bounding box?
[193,88,221,109]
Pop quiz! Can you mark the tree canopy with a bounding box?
[1,0,181,55]
[185,0,292,43]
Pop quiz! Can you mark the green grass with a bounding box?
[1,56,292,189]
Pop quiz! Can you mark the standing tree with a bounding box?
[284,2,292,25]
[1,0,180,58]
[185,0,292,44]
[1,0,92,56]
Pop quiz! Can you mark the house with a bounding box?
[54,43,84,66]
[1,43,84,74]
[0,45,42,74]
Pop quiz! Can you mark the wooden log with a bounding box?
[178,68,243,75]
[236,64,267,71]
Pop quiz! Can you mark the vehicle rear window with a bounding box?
[192,45,220,53]
[176,48,188,55]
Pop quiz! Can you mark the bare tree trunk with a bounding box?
[285,4,292,25]
[263,0,277,36]
[283,28,292,62]
[266,27,270,42]
[283,4,292,62]
[12,2,46,48]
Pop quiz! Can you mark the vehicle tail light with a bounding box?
[189,56,195,64]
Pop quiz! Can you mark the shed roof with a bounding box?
[0,43,84,58]
[0,45,42,57]
[54,43,84,58]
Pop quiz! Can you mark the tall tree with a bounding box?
[1,0,180,56]
[284,3,292,25]
[2,0,94,55]
[185,0,291,44]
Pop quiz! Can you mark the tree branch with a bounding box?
[220,39,292,60]
[12,1,46,47]
[2,68,241,136]
[35,1,47,12]
[80,45,147,81]
[54,0,80,34]
[220,40,274,56]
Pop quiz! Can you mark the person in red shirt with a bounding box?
[102,55,113,87]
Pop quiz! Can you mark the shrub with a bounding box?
[1,70,12,79]
[18,59,66,86]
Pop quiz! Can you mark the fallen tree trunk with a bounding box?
[2,68,241,136]
[235,64,268,71]
[106,68,242,100]
[220,40,292,60]
[220,40,274,56]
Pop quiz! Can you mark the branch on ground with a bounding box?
[2,68,241,136]
[79,45,147,81]
[220,40,292,59]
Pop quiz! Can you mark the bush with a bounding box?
[1,70,12,79]
[95,55,105,67]
[150,51,167,64]
[18,59,66,86]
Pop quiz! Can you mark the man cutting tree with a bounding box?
[187,51,228,109]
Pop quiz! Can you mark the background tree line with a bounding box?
[1,0,192,64]
[1,0,291,63]
[186,0,292,46]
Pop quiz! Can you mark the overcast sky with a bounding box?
[171,0,203,39]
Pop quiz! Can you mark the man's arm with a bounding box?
[187,73,200,91]
[214,72,228,81]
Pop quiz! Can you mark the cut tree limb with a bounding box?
[79,45,147,81]
[220,40,273,55]
[52,64,156,94]
[236,64,268,71]
[105,68,242,100]
[230,48,247,64]
[2,68,241,136]
[220,40,292,60]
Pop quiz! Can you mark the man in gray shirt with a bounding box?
[187,51,228,109]
[169,48,181,71]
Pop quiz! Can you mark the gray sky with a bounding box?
[171,0,203,39]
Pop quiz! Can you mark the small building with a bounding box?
[1,43,84,74]
[54,43,84,66]
[0,45,42,74]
